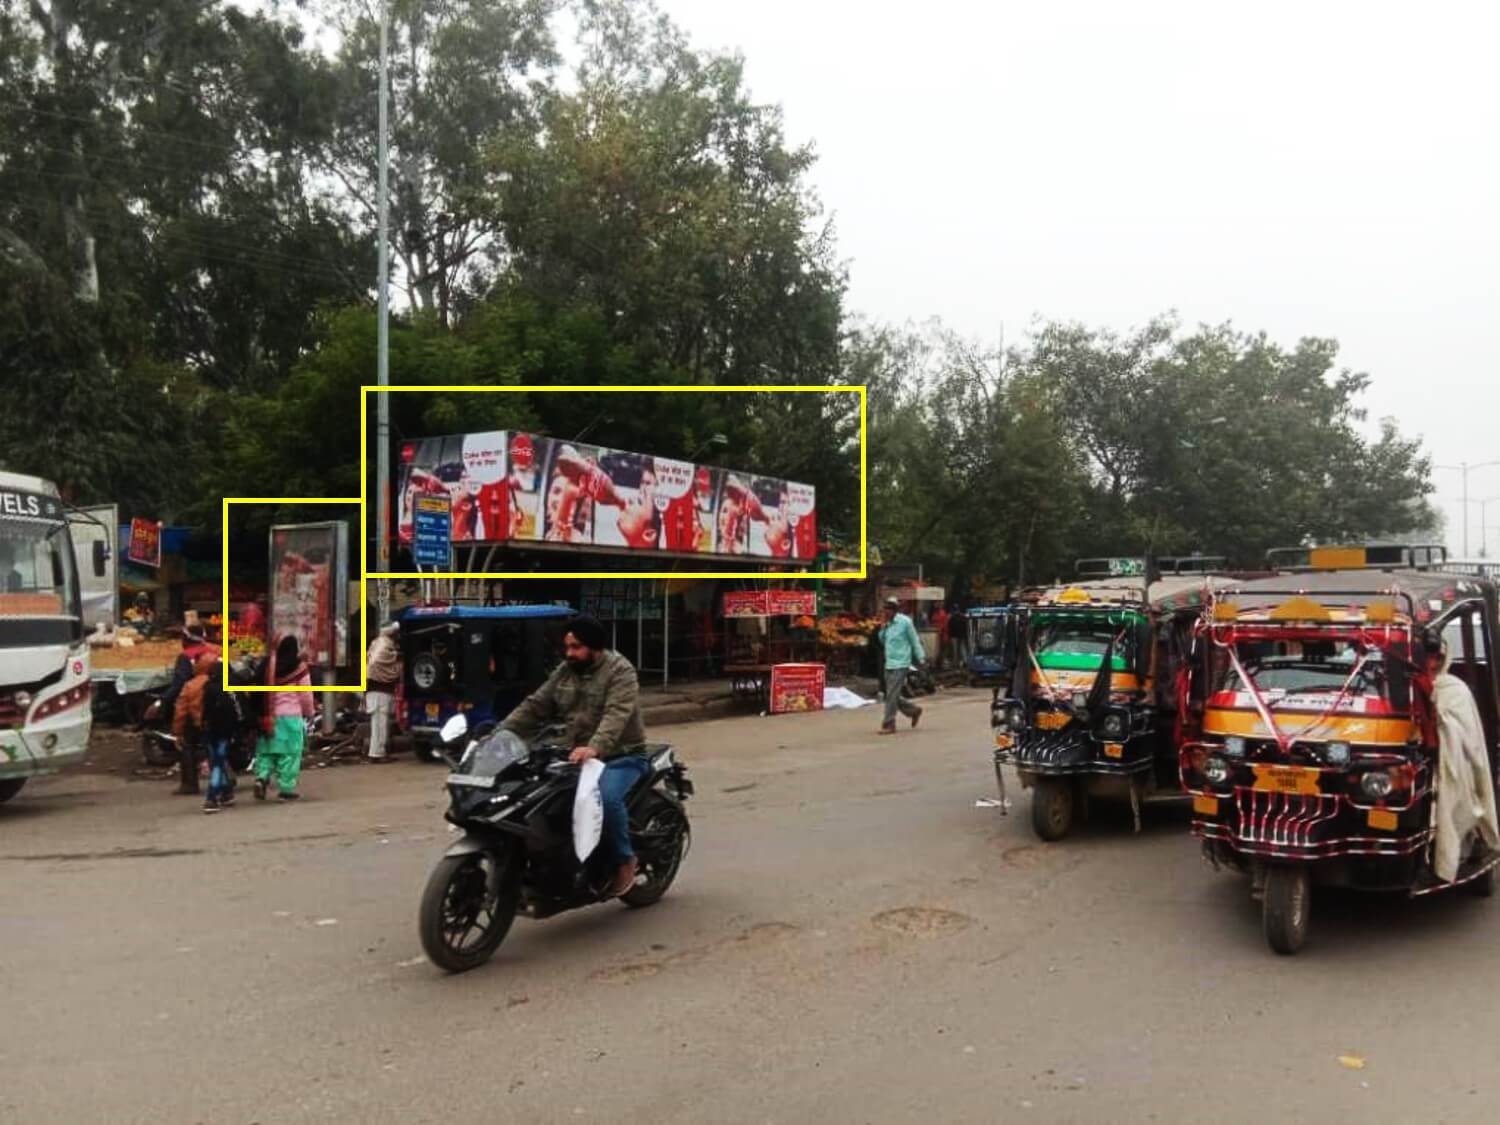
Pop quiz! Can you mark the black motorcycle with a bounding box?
[417,714,694,974]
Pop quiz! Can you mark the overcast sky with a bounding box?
[660,0,1499,556]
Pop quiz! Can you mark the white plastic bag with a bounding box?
[572,758,606,862]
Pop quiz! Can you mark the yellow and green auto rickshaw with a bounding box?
[1179,544,1500,954]
[991,559,1233,841]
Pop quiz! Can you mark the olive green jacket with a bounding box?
[501,648,647,758]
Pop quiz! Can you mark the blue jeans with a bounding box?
[206,738,233,801]
[599,755,651,862]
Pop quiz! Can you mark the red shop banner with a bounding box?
[127,518,162,568]
[770,663,826,715]
[723,590,770,617]
[767,589,816,617]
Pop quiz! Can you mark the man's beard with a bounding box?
[565,653,593,669]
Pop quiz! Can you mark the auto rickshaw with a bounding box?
[1179,544,1500,954]
[991,559,1233,841]
[398,604,573,760]
[965,605,1018,688]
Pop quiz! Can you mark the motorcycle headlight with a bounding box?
[1360,771,1393,799]
[1324,741,1351,766]
[1203,755,1231,786]
[1223,736,1247,759]
[1100,711,1128,739]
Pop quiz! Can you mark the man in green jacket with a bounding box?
[503,614,649,896]
[877,597,925,734]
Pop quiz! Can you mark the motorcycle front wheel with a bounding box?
[418,850,519,973]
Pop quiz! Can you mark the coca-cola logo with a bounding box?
[511,434,535,470]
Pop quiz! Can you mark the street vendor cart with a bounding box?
[721,589,820,710]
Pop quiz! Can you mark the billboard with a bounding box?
[397,431,817,562]
[268,521,348,670]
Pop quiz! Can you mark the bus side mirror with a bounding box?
[93,539,108,578]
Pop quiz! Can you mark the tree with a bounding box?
[316,0,556,326]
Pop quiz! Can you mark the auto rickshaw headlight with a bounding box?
[1223,736,1247,759]
[1360,771,1394,799]
[1324,741,1351,766]
[1203,755,1231,786]
[1009,707,1026,731]
[1099,710,1128,739]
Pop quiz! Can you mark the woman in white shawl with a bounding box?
[1427,641,1500,882]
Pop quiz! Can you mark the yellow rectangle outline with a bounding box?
[221,497,367,693]
[360,384,867,580]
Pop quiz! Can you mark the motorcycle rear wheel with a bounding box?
[418,851,518,973]
[621,793,690,909]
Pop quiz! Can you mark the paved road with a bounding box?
[4,692,1497,1124]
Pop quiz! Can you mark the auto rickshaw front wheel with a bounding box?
[1030,777,1075,842]
[1262,864,1311,955]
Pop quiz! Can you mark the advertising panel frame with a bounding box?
[364,385,866,581]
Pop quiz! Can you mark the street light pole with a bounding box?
[374,2,392,624]
[1435,461,1500,558]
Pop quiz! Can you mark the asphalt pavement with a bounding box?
[3,690,1498,1124]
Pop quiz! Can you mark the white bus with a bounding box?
[0,471,103,804]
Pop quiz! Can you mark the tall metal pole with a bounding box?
[374,2,392,626]
[1461,461,1470,559]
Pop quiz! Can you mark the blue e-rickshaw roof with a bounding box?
[967,605,1013,617]
[398,604,574,621]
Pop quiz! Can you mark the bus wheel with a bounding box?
[1263,865,1311,955]
[1030,778,1075,842]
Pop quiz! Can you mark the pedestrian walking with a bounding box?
[948,605,968,666]
[171,652,217,798]
[931,604,950,670]
[254,635,314,802]
[364,622,402,763]
[176,656,243,813]
[877,597,925,734]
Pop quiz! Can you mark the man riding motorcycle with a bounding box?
[501,614,648,898]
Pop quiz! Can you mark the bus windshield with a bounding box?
[0,516,82,646]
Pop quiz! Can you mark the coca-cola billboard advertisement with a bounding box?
[397,431,816,562]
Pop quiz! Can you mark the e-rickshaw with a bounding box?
[991,560,1233,841]
[398,605,573,760]
[1179,544,1500,954]
[965,605,1019,688]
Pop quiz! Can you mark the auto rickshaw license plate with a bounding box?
[1251,765,1320,795]
[1035,711,1070,731]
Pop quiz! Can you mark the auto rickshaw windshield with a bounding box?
[1215,638,1389,699]
[1032,612,1140,670]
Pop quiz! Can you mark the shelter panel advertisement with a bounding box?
[269,522,348,669]
[397,430,816,562]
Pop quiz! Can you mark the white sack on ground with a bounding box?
[1432,672,1500,882]
[823,687,874,710]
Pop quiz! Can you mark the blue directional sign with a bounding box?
[412,494,452,569]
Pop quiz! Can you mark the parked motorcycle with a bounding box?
[417,714,694,974]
